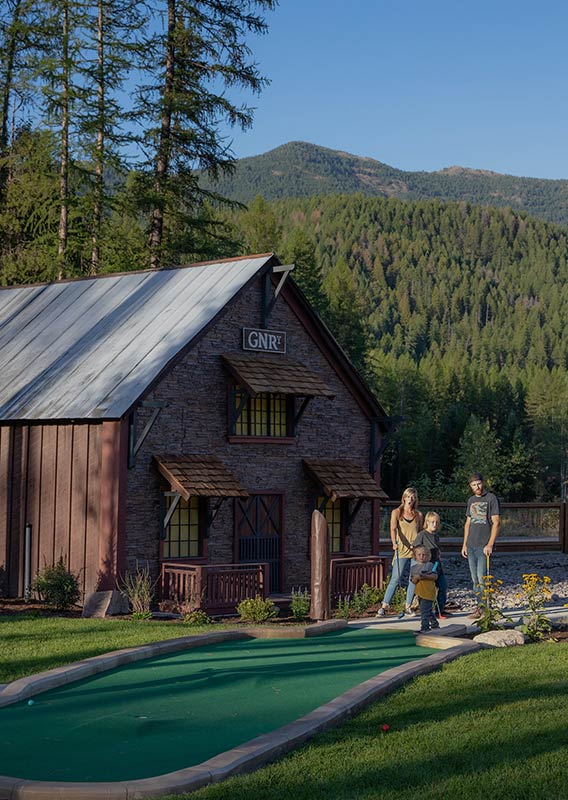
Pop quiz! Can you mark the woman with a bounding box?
[376,487,424,617]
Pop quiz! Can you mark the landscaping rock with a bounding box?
[473,630,525,647]
[82,590,129,618]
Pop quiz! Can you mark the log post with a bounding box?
[310,509,331,620]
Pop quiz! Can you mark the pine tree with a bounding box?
[239,194,281,254]
[322,257,368,371]
[133,0,276,269]
[282,227,324,312]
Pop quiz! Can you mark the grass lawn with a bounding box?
[3,618,568,799]
[170,643,568,800]
[0,616,223,683]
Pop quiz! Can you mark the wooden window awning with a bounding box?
[154,455,249,499]
[303,459,388,503]
[221,353,335,398]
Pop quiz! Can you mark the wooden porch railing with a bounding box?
[330,556,388,599]
[380,501,568,552]
[161,561,269,613]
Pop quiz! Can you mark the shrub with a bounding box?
[32,557,81,610]
[290,587,310,621]
[183,609,214,626]
[516,573,552,641]
[351,583,381,614]
[335,595,352,619]
[477,574,512,633]
[237,595,278,624]
[120,562,157,616]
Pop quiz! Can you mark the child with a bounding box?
[413,511,450,618]
[411,545,439,632]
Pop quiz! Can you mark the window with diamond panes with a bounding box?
[232,384,291,437]
[318,496,344,553]
[163,495,202,558]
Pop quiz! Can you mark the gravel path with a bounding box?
[441,551,568,611]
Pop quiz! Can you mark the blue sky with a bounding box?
[226,0,568,179]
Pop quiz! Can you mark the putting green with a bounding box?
[0,628,436,782]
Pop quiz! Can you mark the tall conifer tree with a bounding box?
[133,0,276,269]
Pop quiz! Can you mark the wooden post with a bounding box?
[194,566,203,609]
[310,509,330,620]
[261,562,269,597]
[561,502,568,554]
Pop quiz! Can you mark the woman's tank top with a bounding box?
[397,515,419,558]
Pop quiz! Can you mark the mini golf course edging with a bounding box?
[0,623,481,800]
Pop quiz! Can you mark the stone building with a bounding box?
[0,254,392,609]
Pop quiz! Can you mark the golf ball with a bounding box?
[27,699,34,706]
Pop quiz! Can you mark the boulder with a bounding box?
[473,629,525,648]
[82,590,129,618]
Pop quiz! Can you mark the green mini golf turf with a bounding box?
[0,628,436,782]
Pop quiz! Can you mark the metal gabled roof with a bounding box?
[0,255,273,421]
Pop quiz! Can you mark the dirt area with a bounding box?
[0,598,83,617]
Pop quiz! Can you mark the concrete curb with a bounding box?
[0,624,480,799]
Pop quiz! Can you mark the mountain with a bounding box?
[202,141,568,226]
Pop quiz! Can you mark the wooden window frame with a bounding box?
[317,496,349,555]
[160,492,208,561]
[228,381,295,441]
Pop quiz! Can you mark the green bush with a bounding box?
[183,609,214,626]
[32,557,81,610]
[290,587,310,621]
[236,595,278,624]
[351,583,381,614]
[334,595,352,619]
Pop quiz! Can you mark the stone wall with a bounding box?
[125,276,377,591]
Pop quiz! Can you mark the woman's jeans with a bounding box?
[383,555,415,607]
[467,546,488,601]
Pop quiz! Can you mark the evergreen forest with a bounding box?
[1,3,567,502]
[231,194,568,502]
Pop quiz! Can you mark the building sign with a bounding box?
[242,327,286,354]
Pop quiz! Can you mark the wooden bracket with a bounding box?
[128,400,168,467]
[370,415,403,472]
[162,491,181,539]
[262,265,294,327]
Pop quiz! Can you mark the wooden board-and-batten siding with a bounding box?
[0,420,127,598]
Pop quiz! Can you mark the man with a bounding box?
[461,472,500,618]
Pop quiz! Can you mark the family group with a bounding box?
[376,473,500,632]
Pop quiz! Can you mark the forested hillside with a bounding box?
[232,194,568,501]
[201,141,568,227]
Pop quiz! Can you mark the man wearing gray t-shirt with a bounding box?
[461,472,500,618]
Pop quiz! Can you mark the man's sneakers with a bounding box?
[376,606,386,617]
